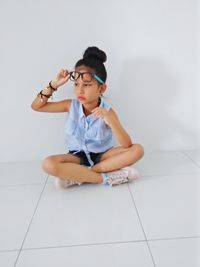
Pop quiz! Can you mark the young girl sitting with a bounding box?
[31,46,144,188]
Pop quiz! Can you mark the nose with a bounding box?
[76,83,84,93]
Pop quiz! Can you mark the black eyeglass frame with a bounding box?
[69,71,104,84]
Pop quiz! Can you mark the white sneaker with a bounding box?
[54,177,82,189]
[103,167,140,186]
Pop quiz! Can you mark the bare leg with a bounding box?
[42,144,144,184]
[42,154,103,183]
[92,144,144,173]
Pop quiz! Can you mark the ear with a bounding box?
[99,84,107,94]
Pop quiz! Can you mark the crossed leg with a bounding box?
[42,154,103,183]
[42,144,144,184]
[92,144,144,173]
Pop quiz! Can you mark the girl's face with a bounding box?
[73,66,106,105]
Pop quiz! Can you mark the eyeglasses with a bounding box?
[69,71,104,84]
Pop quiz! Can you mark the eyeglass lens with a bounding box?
[70,71,93,82]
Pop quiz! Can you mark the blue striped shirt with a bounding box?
[65,98,114,153]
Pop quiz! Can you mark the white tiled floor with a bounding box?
[0,150,200,267]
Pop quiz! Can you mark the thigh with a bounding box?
[46,154,81,164]
[100,146,129,161]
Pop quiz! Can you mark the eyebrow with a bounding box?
[74,81,93,84]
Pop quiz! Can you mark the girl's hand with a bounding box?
[91,107,111,125]
[51,69,71,88]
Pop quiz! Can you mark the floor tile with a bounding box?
[183,150,200,167]
[0,161,47,186]
[0,251,19,267]
[0,184,44,250]
[23,183,145,249]
[129,173,200,239]
[149,237,200,267]
[133,151,200,177]
[17,242,154,267]
[1,150,199,267]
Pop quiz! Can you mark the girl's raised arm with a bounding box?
[31,69,71,113]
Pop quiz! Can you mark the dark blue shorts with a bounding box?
[68,150,104,167]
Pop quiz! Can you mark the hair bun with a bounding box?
[83,46,107,64]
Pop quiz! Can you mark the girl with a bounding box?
[31,46,144,188]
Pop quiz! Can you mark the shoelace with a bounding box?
[109,170,129,180]
[65,180,82,186]
[105,170,129,186]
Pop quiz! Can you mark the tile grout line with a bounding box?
[147,235,200,242]
[181,151,200,169]
[127,184,157,267]
[0,249,20,253]
[0,182,48,188]
[2,234,199,254]
[139,171,200,178]
[22,240,146,252]
[19,235,200,252]
[13,175,49,267]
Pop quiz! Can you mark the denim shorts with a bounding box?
[68,150,104,167]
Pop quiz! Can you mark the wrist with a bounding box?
[50,80,59,89]
[42,87,51,95]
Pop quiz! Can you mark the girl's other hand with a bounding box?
[51,69,71,88]
[92,107,110,125]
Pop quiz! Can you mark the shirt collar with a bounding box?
[79,97,103,119]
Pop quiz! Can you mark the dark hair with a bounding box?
[75,46,107,83]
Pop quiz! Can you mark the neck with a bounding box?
[82,98,100,116]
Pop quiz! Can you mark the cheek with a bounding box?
[84,85,97,94]
[90,88,100,97]
[92,84,101,93]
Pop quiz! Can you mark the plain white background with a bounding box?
[0,0,199,162]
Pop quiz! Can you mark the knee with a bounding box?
[42,156,59,176]
[130,143,144,159]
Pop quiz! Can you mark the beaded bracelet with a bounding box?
[37,81,57,102]
[37,90,52,102]
[48,81,57,91]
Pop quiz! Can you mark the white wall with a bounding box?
[0,0,199,162]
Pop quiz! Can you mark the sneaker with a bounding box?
[54,177,82,189]
[103,167,140,186]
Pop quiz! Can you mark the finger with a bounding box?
[93,112,103,118]
[66,71,71,77]
[92,108,100,114]
[59,69,65,77]
[64,69,70,75]
[91,110,99,116]
[92,107,101,113]
[61,70,70,79]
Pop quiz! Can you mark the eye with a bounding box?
[84,83,92,87]
[74,82,78,86]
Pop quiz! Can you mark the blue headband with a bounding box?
[93,74,104,84]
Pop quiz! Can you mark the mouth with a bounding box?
[77,96,85,101]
